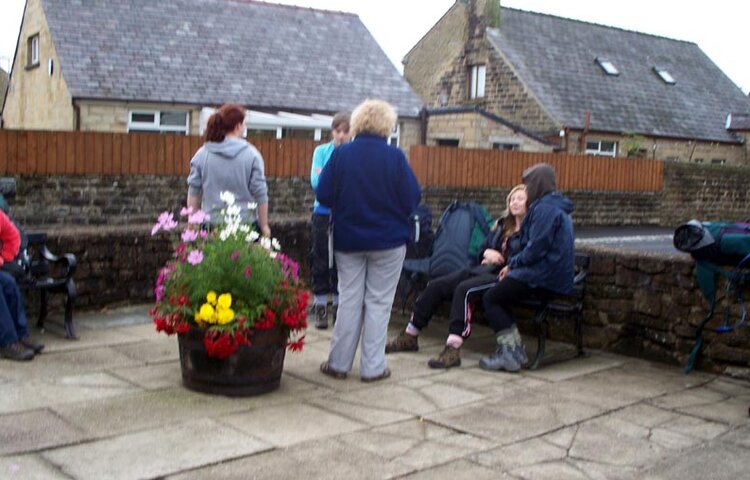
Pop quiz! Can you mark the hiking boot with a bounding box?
[314,304,328,329]
[479,329,521,372]
[479,345,521,372]
[20,337,45,354]
[427,345,461,369]
[0,341,34,361]
[510,325,528,366]
[385,331,418,353]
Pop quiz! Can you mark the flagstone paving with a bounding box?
[0,305,748,479]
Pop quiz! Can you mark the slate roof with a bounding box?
[727,113,750,131]
[40,0,423,116]
[487,8,750,143]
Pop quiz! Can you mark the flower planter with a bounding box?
[177,326,287,397]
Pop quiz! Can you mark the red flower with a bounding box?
[287,336,305,352]
[203,332,239,359]
[175,322,190,334]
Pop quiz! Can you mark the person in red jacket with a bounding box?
[0,210,43,361]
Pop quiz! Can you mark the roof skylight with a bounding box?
[595,57,619,76]
[653,67,676,85]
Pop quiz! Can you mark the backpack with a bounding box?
[399,201,493,311]
[673,220,750,266]
[406,203,434,259]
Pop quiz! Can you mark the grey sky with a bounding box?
[1,0,748,94]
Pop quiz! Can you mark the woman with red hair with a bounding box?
[187,103,270,236]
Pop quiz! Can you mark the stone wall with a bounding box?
[426,112,554,151]
[574,244,749,378]
[8,160,750,228]
[34,221,749,377]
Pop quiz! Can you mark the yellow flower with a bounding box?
[217,293,232,310]
[198,303,216,323]
[206,291,217,305]
[217,307,235,325]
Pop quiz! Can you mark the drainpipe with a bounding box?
[419,107,428,145]
[72,99,81,131]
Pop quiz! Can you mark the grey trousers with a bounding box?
[327,245,406,378]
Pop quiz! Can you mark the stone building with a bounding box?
[404,0,750,163]
[0,68,8,124]
[2,0,423,150]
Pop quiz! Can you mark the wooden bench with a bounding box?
[17,232,78,339]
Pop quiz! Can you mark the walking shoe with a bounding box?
[0,341,34,361]
[20,337,45,354]
[427,345,461,369]
[385,331,419,353]
[314,304,328,329]
[361,367,391,383]
[479,345,521,372]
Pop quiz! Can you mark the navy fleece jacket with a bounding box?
[316,134,421,252]
[507,192,575,294]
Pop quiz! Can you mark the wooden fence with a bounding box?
[409,145,663,192]
[0,130,664,191]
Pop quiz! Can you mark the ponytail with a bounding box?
[203,103,246,143]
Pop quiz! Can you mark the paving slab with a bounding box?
[636,442,750,480]
[0,372,140,414]
[168,437,415,480]
[110,338,180,363]
[108,361,184,390]
[0,346,143,382]
[0,454,65,479]
[218,402,366,447]
[0,409,85,455]
[42,418,271,480]
[401,459,504,480]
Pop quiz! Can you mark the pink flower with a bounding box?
[244,265,252,279]
[187,250,204,265]
[199,230,208,239]
[179,206,194,217]
[152,211,178,235]
[188,210,210,225]
[230,250,241,261]
[181,229,199,243]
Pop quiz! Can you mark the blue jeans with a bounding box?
[0,270,29,347]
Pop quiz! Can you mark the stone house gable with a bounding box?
[404,0,750,164]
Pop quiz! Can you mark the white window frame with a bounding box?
[470,64,486,99]
[653,67,676,85]
[585,140,617,157]
[128,110,189,134]
[387,123,401,147]
[28,34,40,66]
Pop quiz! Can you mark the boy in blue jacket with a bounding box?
[480,163,575,372]
[309,112,350,329]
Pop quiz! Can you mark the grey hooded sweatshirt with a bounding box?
[187,137,268,220]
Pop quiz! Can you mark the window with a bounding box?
[128,110,189,134]
[469,64,486,99]
[388,123,400,147]
[711,159,726,165]
[436,139,460,147]
[27,34,39,68]
[694,158,704,164]
[585,140,617,157]
[653,66,676,85]
[595,57,619,76]
[492,142,518,151]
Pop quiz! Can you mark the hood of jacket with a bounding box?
[204,137,250,158]
[538,191,575,215]
[523,163,556,206]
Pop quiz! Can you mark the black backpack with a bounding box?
[406,203,434,259]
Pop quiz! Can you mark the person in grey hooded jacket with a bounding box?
[479,163,575,372]
[187,103,270,237]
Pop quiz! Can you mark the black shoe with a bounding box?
[314,304,328,329]
[330,304,338,326]
[0,341,34,361]
[20,337,45,354]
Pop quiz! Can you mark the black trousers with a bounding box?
[310,213,337,297]
[411,264,498,337]
[482,277,534,332]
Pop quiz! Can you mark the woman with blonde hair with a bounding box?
[386,184,528,369]
[316,99,421,382]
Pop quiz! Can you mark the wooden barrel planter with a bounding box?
[177,326,287,397]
